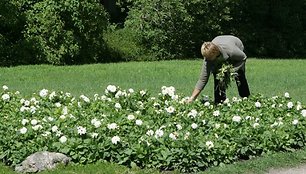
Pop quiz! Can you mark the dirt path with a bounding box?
[268,164,306,174]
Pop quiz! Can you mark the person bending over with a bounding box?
[188,35,250,104]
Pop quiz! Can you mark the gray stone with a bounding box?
[15,151,71,173]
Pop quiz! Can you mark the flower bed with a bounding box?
[0,85,305,172]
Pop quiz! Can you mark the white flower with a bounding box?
[206,141,214,149]
[284,92,290,98]
[42,131,51,137]
[107,85,117,93]
[115,91,123,98]
[146,130,154,136]
[135,119,143,126]
[204,101,210,107]
[48,117,54,122]
[39,89,48,97]
[49,91,56,100]
[107,123,118,130]
[301,110,306,117]
[292,119,299,125]
[245,116,252,120]
[60,115,66,119]
[127,114,135,120]
[128,88,134,93]
[115,103,121,109]
[55,102,61,107]
[176,124,182,130]
[213,110,220,117]
[165,106,175,114]
[253,123,260,128]
[51,126,58,132]
[161,86,176,97]
[215,123,221,129]
[31,119,38,125]
[191,123,198,129]
[2,85,8,90]
[30,106,36,114]
[223,98,230,104]
[20,127,27,134]
[91,118,101,128]
[21,119,29,125]
[62,106,68,115]
[24,100,30,106]
[255,118,260,122]
[80,95,90,103]
[232,97,238,102]
[188,109,198,118]
[183,132,190,140]
[287,102,294,109]
[111,136,120,144]
[140,90,146,96]
[91,133,99,138]
[77,126,86,135]
[169,133,177,140]
[2,94,10,101]
[155,129,164,138]
[59,136,67,143]
[255,101,261,108]
[32,125,42,131]
[296,104,302,110]
[232,115,242,122]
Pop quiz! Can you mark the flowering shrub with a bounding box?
[0,85,305,173]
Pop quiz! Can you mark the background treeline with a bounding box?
[1,0,305,66]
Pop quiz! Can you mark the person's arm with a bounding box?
[188,88,201,103]
[188,60,211,102]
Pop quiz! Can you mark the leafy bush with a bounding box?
[104,26,152,62]
[124,0,193,60]
[0,85,305,172]
[23,0,109,65]
[123,0,238,60]
[0,0,35,66]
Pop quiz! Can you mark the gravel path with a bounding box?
[268,164,306,174]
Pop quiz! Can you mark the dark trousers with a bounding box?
[213,69,250,104]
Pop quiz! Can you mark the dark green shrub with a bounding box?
[123,0,236,60]
[24,0,109,65]
[0,0,32,66]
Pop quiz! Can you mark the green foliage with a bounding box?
[0,85,306,172]
[229,0,306,58]
[23,0,109,65]
[215,63,237,90]
[104,26,152,61]
[0,0,34,66]
[124,0,193,60]
[123,0,238,60]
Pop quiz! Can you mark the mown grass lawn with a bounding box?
[0,58,305,173]
[1,59,305,103]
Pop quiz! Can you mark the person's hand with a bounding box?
[187,97,194,103]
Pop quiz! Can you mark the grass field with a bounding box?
[0,58,306,173]
[0,59,305,102]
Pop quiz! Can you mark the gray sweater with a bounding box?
[195,35,247,90]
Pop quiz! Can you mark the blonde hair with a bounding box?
[200,42,220,61]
